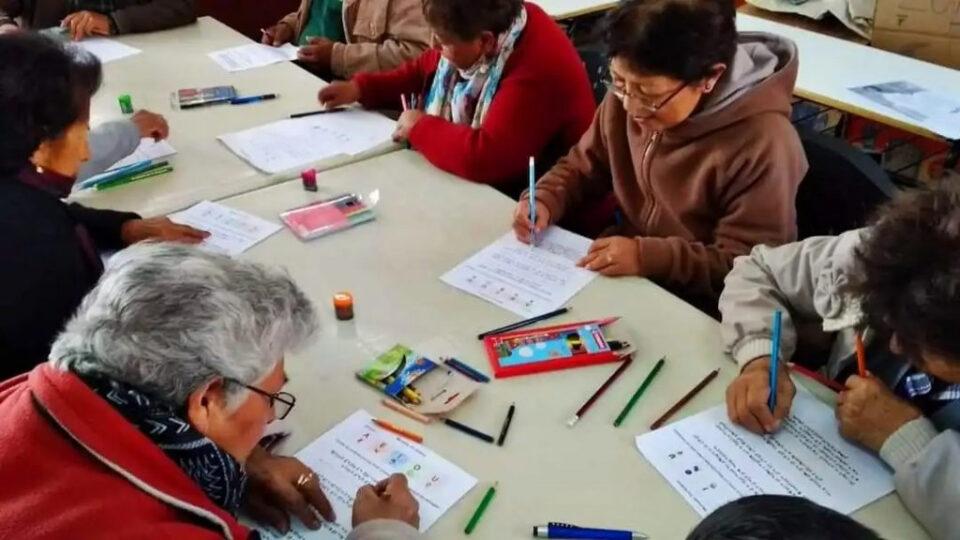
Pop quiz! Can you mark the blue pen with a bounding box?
[533,523,647,539]
[229,93,278,105]
[443,358,490,383]
[768,310,783,412]
[528,156,537,245]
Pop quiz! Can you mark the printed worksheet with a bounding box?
[110,139,177,170]
[208,43,299,72]
[253,410,477,539]
[169,201,281,256]
[74,37,141,63]
[441,227,597,317]
[636,389,894,517]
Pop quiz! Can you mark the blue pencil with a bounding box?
[768,310,782,412]
[528,156,537,246]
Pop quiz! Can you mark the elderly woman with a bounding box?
[0,33,207,378]
[0,243,421,539]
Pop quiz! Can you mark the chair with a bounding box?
[795,127,900,239]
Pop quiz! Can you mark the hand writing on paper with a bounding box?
[244,447,336,533]
[62,11,112,40]
[353,473,420,529]
[318,81,361,109]
[131,110,169,141]
[726,356,796,434]
[261,22,295,46]
[120,217,209,245]
[298,37,335,69]
[836,374,922,452]
[512,198,551,244]
[577,236,641,276]
[392,110,425,143]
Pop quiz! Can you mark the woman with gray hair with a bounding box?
[0,243,421,539]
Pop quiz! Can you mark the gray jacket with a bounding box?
[0,0,195,34]
[77,119,141,182]
[719,229,960,540]
[347,519,420,540]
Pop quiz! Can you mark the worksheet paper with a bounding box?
[635,389,894,517]
[110,139,177,170]
[208,43,300,72]
[74,37,141,64]
[440,227,597,317]
[218,111,395,174]
[169,201,281,256]
[850,81,960,140]
[253,410,477,540]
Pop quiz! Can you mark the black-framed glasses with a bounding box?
[226,378,297,420]
[604,78,688,117]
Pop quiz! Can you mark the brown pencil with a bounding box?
[649,369,720,430]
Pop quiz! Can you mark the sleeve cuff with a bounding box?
[109,11,131,34]
[636,236,673,279]
[330,42,347,78]
[346,519,419,540]
[732,338,774,368]
[880,417,939,470]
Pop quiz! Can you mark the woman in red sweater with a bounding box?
[319,0,596,197]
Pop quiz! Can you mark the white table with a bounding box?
[223,150,928,539]
[69,17,397,217]
[537,0,618,20]
[738,12,960,142]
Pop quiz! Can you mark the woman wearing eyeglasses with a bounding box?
[0,243,421,539]
[513,0,807,311]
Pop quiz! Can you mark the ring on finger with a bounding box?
[296,472,316,488]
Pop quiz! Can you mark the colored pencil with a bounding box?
[855,331,868,377]
[496,403,515,446]
[528,156,537,245]
[768,310,783,412]
[788,363,844,392]
[381,398,432,424]
[372,418,423,444]
[401,94,409,111]
[464,482,497,534]
[476,306,570,340]
[649,369,720,430]
[613,357,666,427]
[443,418,494,444]
[567,355,634,427]
[443,358,490,383]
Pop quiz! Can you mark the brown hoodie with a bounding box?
[535,32,808,300]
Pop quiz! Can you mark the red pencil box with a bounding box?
[483,317,623,378]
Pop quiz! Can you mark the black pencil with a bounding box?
[496,403,515,446]
[443,418,494,444]
[477,307,570,340]
[289,107,348,119]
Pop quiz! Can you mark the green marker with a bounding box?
[613,357,666,427]
[118,94,133,114]
[464,482,497,535]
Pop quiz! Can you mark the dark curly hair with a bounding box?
[605,0,737,82]
[0,33,102,175]
[423,0,523,41]
[853,185,960,365]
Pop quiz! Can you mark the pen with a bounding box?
[496,403,515,446]
[372,418,423,444]
[528,156,537,245]
[465,482,497,534]
[649,368,720,430]
[613,357,665,427]
[568,355,633,427]
[443,418,494,444]
[230,93,278,105]
[855,331,867,377]
[443,358,490,383]
[768,310,782,412]
[381,398,432,424]
[476,307,570,340]
[533,523,647,539]
[289,108,347,118]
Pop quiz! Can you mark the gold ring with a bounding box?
[296,472,316,488]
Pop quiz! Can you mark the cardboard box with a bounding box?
[872,0,960,68]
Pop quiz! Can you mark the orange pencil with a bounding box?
[381,398,432,424]
[373,418,424,444]
[855,332,867,377]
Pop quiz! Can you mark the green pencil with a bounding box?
[613,357,666,427]
[464,482,497,534]
[95,165,173,191]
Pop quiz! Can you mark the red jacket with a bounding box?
[353,2,595,189]
[0,364,253,539]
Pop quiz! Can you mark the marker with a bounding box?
[613,357,665,427]
[476,307,570,340]
[464,483,497,534]
[568,355,633,427]
[372,418,423,444]
[443,418,494,444]
[528,156,537,245]
[649,369,720,430]
[855,331,868,377]
[496,403,515,446]
[289,108,347,119]
[230,93,278,105]
[381,398,432,424]
[768,310,783,412]
[443,358,490,383]
[533,523,648,539]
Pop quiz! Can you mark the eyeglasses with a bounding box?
[226,378,297,420]
[604,78,688,117]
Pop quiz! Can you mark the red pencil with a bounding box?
[855,332,868,377]
[566,355,633,427]
[649,369,720,430]
[789,363,844,392]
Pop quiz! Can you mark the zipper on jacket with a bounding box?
[640,131,662,230]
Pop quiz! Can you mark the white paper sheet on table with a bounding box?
[169,201,281,256]
[74,37,141,64]
[208,43,300,72]
[850,81,960,140]
[251,410,477,540]
[110,139,177,170]
[441,227,597,317]
[635,388,894,517]
[218,110,396,174]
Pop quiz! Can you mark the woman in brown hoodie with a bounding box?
[513,0,807,308]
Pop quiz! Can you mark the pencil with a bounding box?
[855,331,867,377]
[528,156,537,245]
[567,355,633,427]
[443,358,490,383]
[443,418,494,444]
[372,418,423,444]
[613,357,666,427]
[788,363,844,392]
[476,306,570,340]
[496,403,515,446]
[401,94,409,111]
[464,482,497,534]
[768,310,783,412]
[650,369,720,430]
[381,398,432,424]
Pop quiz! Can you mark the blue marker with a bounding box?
[528,156,537,245]
[768,310,783,412]
[229,93,278,105]
[533,523,647,539]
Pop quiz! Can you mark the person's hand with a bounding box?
[726,356,795,434]
[131,110,169,141]
[577,236,641,276]
[837,374,922,452]
[63,11,112,40]
[243,447,336,533]
[318,81,361,109]
[392,110,425,142]
[353,474,420,529]
[262,22,295,46]
[0,22,19,35]
[120,217,209,245]
[512,197,551,244]
[298,37,335,69]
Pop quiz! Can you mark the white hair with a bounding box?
[51,243,318,408]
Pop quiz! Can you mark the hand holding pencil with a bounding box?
[725,356,795,435]
[512,197,550,245]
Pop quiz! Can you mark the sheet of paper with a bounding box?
[218,110,396,174]
[251,410,477,540]
[208,43,300,72]
[110,138,177,170]
[169,201,282,256]
[635,389,894,517]
[850,81,960,140]
[74,37,142,64]
[440,227,597,317]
